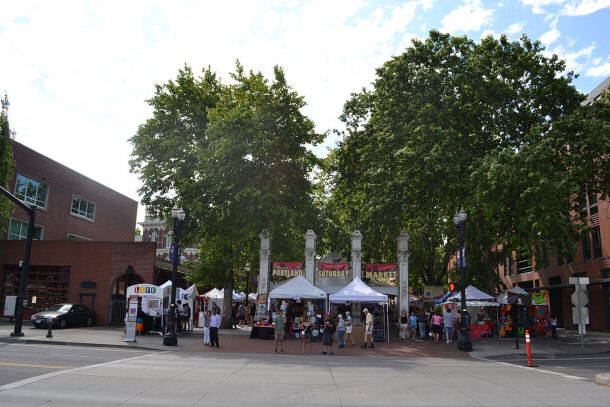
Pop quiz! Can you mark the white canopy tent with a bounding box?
[443,285,496,304]
[329,277,390,343]
[220,288,246,302]
[329,277,388,303]
[268,275,327,299]
[496,285,530,305]
[159,281,198,330]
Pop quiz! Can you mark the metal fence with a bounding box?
[108,298,127,326]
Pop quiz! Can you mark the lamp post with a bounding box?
[163,206,185,346]
[244,263,251,306]
[453,207,473,352]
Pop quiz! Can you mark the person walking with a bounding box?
[418,308,427,339]
[274,310,286,354]
[176,300,184,334]
[209,309,221,347]
[409,311,418,340]
[300,317,314,354]
[336,314,346,348]
[399,310,408,340]
[322,313,336,355]
[203,310,211,346]
[238,303,246,328]
[442,309,455,343]
[431,309,442,344]
[183,302,191,331]
[362,308,374,348]
[344,311,355,345]
[550,314,558,339]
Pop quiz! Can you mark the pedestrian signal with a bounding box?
[449,282,460,292]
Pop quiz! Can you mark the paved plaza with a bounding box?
[0,321,609,406]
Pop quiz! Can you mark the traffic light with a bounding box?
[449,282,461,292]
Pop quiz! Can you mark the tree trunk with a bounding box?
[221,270,234,329]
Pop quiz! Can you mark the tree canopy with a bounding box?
[130,63,323,326]
[326,30,610,292]
[0,93,15,232]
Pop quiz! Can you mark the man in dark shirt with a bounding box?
[321,312,336,355]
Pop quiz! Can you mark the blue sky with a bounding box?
[1,0,609,222]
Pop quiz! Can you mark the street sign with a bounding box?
[569,277,589,285]
[572,307,589,325]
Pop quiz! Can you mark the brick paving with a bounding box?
[182,333,470,358]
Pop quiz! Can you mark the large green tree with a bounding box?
[327,31,610,292]
[130,63,323,327]
[0,93,15,232]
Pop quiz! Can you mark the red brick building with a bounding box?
[138,217,199,263]
[3,142,137,241]
[0,142,160,325]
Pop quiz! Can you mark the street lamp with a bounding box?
[453,207,473,352]
[244,263,251,306]
[163,206,185,346]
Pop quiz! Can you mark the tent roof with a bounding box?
[508,285,529,295]
[329,277,388,303]
[445,285,495,302]
[204,288,223,299]
[269,275,327,299]
[220,288,245,301]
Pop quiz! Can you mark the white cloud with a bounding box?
[562,0,610,16]
[440,0,494,34]
[480,29,500,39]
[540,28,560,44]
[519,0,568,14]
[505,22,524,35]
[586,62,610,77]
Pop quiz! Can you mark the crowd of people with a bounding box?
[397,306,469,343]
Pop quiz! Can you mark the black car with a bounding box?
[30,303,95,329]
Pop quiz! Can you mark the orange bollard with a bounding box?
[525,329,537,367]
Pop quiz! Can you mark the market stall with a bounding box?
[126,284,164,335]
[251,275,327,340]
[440,285,499,338]
[158,281,198,331]
[329,277,390,343]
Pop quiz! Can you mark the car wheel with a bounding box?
[86,317,93,327]
[59,319,67,329]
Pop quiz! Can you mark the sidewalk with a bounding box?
[1,319,609,358]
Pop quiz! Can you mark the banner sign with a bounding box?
[365,264,397,279]
[168,243,181,264]
[272,262,303,278]
[456,246,466,268]
[318,262,349,278]
[133,286,157,294]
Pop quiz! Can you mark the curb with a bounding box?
[595,373,610,387]
[0,337,170,352]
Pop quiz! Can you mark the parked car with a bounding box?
[30,303,95,329]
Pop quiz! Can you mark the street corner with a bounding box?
[595,372,610,387]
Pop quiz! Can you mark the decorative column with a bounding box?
[258,230,272,295]
[304,230,317,284]
[351,230,363,280]
[397,231,410,323]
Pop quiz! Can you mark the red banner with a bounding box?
[318,262,349,278]
[272,262,303,278]
[365,263,397,279]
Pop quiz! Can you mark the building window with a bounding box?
[166,234,172,248]
[150,231,157,242]
[14,174,48,208]
[591,226,602,258]
[71,196,95,221]
[8,219,43,240]
[66,233,92,241]
[3,265,71,314]
[516,250,532,274]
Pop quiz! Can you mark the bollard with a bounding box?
[46,317,53,338]
[525,329,537,367]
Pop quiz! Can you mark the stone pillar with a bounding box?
[258,230,272,295]
[304,230,317,284]
[397,231,410,324]
[351,230,363,280]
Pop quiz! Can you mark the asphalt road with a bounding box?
[0,342,157,386]
[482,353,610,381]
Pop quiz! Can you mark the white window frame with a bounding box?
[7,218,43,240]
[14,173,48,209]
[71,195,96,221]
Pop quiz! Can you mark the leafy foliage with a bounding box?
[0,93,15,232]
[130,63,323,326]
[327,30,608,292]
